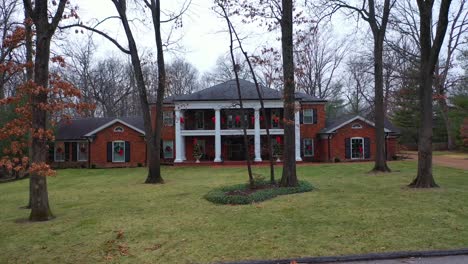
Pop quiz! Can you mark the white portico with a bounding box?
[172,100,302,163]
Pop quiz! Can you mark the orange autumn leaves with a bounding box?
[0,23,94,177]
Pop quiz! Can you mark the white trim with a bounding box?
[113,126,124,132]
[325,116,391,133]
[350,137,365,160]
[303,138,314,157]
[303,109,314,124]
[77,142,88,162]
[174,100,284,110]
[112,141,126,163]
[180,129,284,137]
[84,119,145,137]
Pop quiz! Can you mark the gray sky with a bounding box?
[73,0,270,73]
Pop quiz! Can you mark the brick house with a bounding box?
[52,79,400,168]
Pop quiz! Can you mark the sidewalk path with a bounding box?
[404,152,468,170]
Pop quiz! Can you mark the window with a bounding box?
[163,141,174,159]
[303,109,314,124]
[114,126,124,132]
[195,111,204,129]
[163,111,174,126]
[54,142,65,162]
[271,110,281,128]
[352,123,363,129]
[303,139,314,157]
[351,137,364,159]
[112,141,125,162]
[77,142,88,161]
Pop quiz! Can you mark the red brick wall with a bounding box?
[328,119,375,161]
[90,122,146,168]
[300,103,326,161]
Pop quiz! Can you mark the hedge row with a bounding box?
[204,180,313,205]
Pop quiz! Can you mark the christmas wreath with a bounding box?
[56,147,63,153]
[80,147,86,153]
[114,145,124,156]
[165,145,172,152]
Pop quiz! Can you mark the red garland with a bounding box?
[251,116,255,125]
[180,117,184,124]
[260,116,264,122]
[221,117,225,124]
[276,136,281,144]
[235,115,240,124]
[193,138,198,145]
[212,116,216,123]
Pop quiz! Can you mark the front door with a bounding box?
[227,136,248,160]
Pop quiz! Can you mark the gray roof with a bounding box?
[166,79,326,102]
[320,114,401,134]
[56,116,145,140]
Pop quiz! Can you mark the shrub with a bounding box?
[91,164,96,169]
[137,163,143,167]
[204,180,313,205]
[334,157,341,162]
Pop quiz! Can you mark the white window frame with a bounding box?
[303,109,314,124]
[351,123,363,129]
[303,138,314,157]
[350,137,365,160]
[163,111,174,126]
[77,142,88,162]
[112,141,126,163]
[195,111,204,129]
[114,126,124,133]
[54,142,65,162]
[163,140,174,159]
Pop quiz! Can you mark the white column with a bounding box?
[254,107,262,162]
[181,136,186,160]
[295,110,302,161]
[214,108,222,162]
[174,109,183,163]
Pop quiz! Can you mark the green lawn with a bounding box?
[1,162,467,264]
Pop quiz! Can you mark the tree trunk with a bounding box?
[409,0,451,188]
[280,0,298,187]
[111,0,164,184]
[146,0,166,184]
[29,27,54,221]
[372,37,391,172]
[220,3,254,187]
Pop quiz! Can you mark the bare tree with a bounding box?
[322,0,395,172]
[295,25,347,99]
[344,56,373,115]
[0,0,22,100]
[166,57,199,96]
[200,53,250,88]
[410,0,452,188]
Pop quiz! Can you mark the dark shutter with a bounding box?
[300,110,303,124]
[48,143,55,161]
[364,137,371,159]
[345,138,350,159]
[107,142,112,162]
[313,109,318,124]
[125,141,131,162]
[71,142,77,161]
[64,142,70,161]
